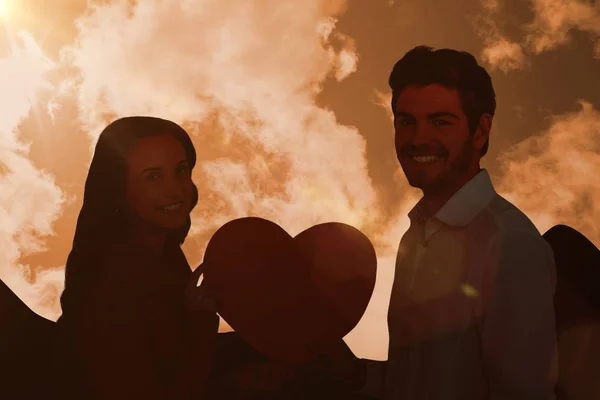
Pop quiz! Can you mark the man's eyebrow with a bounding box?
[394,110,459,119]
[394,110,414,118]
[427,111,459,119]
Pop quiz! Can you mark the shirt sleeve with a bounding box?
[480,231,558,399]
[356,358,386,398]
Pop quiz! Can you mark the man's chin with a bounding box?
[405,175,441,192]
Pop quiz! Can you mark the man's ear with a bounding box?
[474,113,492,151]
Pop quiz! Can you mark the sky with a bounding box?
[0,0,599,361]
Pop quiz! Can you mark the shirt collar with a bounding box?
[408,169,497,227]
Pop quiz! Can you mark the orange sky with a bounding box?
[0,0,599,360]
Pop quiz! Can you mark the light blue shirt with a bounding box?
[361,169,558,399]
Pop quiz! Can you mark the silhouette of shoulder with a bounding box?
[461,193,556,290]
[478,195,540,235]
[474,194,552,252]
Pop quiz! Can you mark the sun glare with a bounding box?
[0,0,9,18]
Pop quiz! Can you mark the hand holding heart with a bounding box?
[184,263,217,314]
[196,217,377,365]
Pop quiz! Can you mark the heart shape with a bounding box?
[202,217,376,364]
[295,222,377,346]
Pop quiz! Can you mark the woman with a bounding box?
[55,116,218,399]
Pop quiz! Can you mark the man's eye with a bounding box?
[396,119,413,126]
[433,119,450,126]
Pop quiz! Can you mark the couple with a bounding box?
[56,45,558,399]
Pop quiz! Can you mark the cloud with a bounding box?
[0,30,65,319]
[472,2,528,72]
[63,0,379,247]
[496,100,600,246]
[481,0,500,12]
[61,0,408,358]
[335,45,359,81]
[374,89,394,121]
[524,0,600,57]
[475,0,600,71]
[481,37,527,73]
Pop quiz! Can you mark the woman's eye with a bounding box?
[147,172,161,181]
[177,165,190,175]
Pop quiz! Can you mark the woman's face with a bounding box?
[125,134,194,232]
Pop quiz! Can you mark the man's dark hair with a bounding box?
[388,45,496,157]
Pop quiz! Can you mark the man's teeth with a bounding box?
[412,155,441,163]
[162,202,183,211]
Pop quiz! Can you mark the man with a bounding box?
[316,46,558,399]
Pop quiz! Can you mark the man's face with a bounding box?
[394,84,488,194]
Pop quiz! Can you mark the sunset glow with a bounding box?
[0,27,64,321]
[0,1,8,18]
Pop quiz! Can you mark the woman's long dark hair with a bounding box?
[58,116,199,322]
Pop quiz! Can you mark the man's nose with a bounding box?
[409,121,437,144]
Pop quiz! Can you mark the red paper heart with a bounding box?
[202,217,317,363]
[202,217,376,364]
[294,222,377,345]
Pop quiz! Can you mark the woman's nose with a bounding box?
[163,178,186,199]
